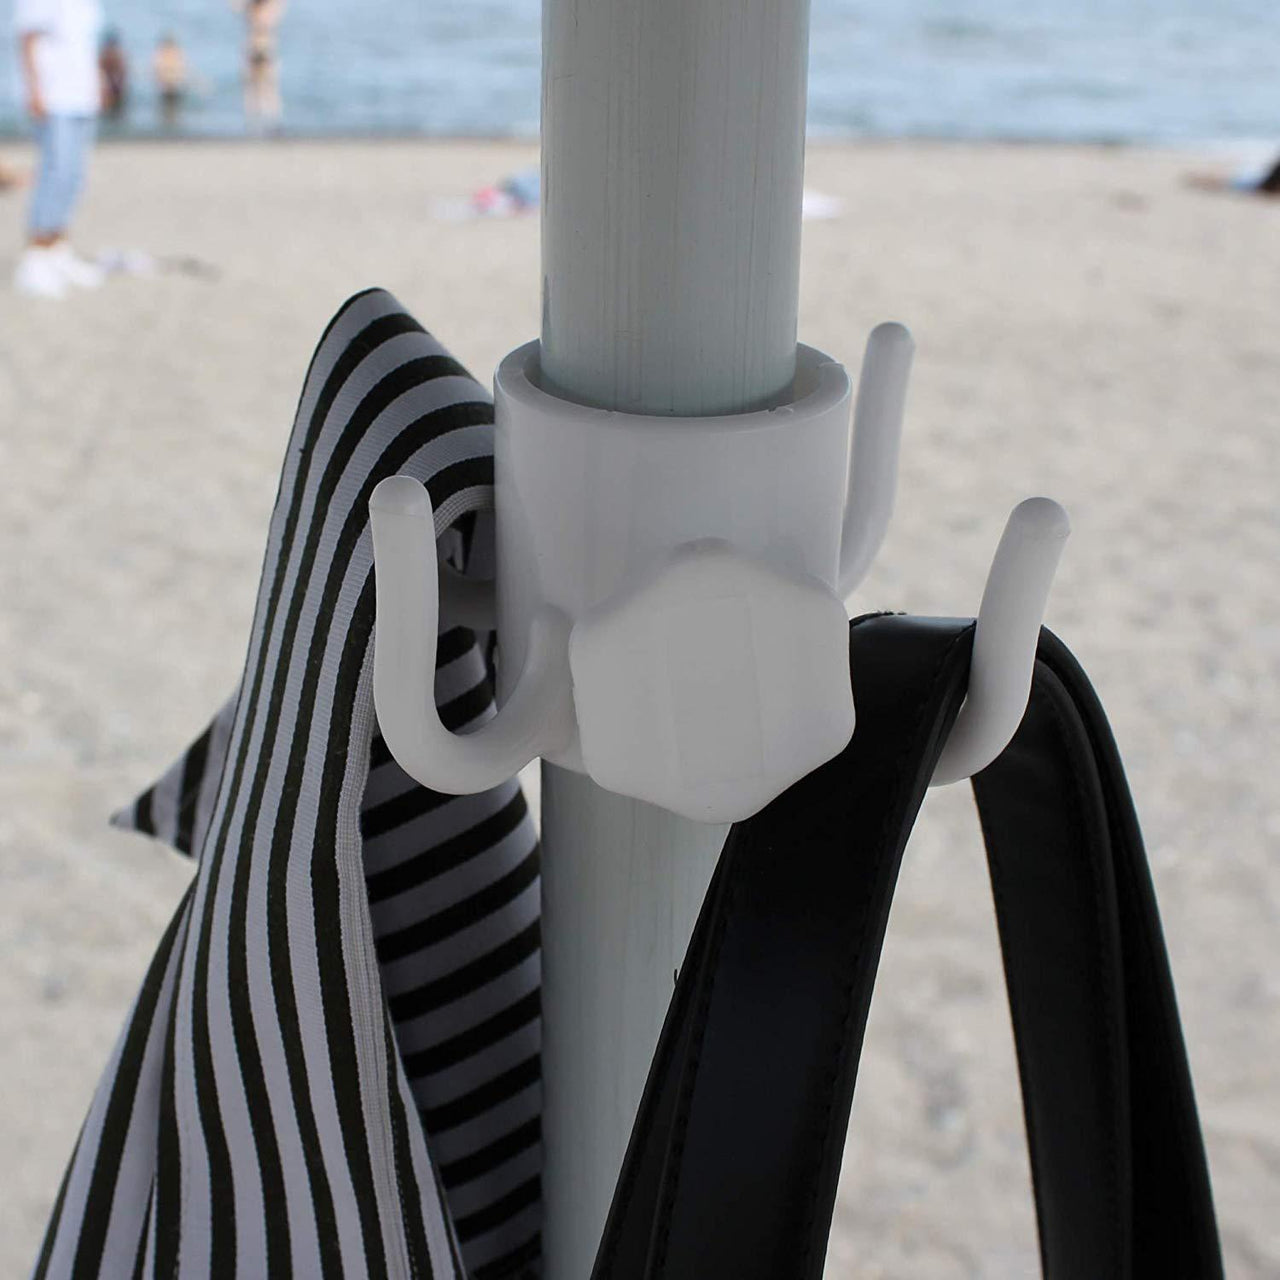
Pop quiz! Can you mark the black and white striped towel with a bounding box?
[35,289,542,1280]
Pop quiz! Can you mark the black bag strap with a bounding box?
[592,614,1221,1280]
[972,627,1221,1278]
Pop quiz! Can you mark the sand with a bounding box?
[1,139,1277,1276]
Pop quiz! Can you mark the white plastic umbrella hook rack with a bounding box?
[368,324,1070,820]
[373,0,1071,1272]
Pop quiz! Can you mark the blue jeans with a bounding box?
[28,114,96,238]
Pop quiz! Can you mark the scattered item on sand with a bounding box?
[94,247,156,277]
[94,248,221,280]
[458,164,541,218]
[437,167,845,223]
[1186,150,1280,198]
[1110,190,1149,212]
[159,253,222,281]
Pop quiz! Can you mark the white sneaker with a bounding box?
[49,242,105,290]
[13,247,68,299]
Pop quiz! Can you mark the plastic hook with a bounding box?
[368,334,1068,813]
[930,496,1071,786]
[369,474,575,794]
[439,558,497,632]
[838,321,914,598]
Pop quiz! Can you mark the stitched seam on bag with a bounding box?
[798,623,970,1277]
[1039,680,1124,1275]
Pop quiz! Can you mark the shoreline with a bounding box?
[0,128,1254,151]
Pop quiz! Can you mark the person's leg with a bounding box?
[29,113,95,245]
[44,116,103,287]
[245,58,260,120]
[263,60,282,123]
[16,117,69,295]
[26,115,65,247]
[57,115,96,230]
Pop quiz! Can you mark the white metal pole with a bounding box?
[538,2,813,1275]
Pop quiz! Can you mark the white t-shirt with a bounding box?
[14,0,103,117]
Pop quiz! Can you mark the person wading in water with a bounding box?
[234,0,286,130]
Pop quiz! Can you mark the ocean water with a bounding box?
[2,0,1276,144]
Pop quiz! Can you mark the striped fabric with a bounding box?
[35,289,542,1280]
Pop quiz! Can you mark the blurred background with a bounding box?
[2,0,1279,142]
[1,1,1277,1276]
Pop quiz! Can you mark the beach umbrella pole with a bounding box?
[537,1,813,1274]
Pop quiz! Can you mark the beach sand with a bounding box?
[1,139,1277,1275]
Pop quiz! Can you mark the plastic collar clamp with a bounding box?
[492,340,859,822]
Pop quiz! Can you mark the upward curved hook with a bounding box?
[836,325,1067,785]
[838,321,914,599]
[931,496,1071,785]
[369,475,575,795]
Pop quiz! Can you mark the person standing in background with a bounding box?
[13,0,106,298]
[153,33,188,128]
[98,27,127,119]
[233,0,285,130]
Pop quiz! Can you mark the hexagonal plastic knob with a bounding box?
[568,541,856,823]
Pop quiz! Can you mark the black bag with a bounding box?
[594,615,1222,1279]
